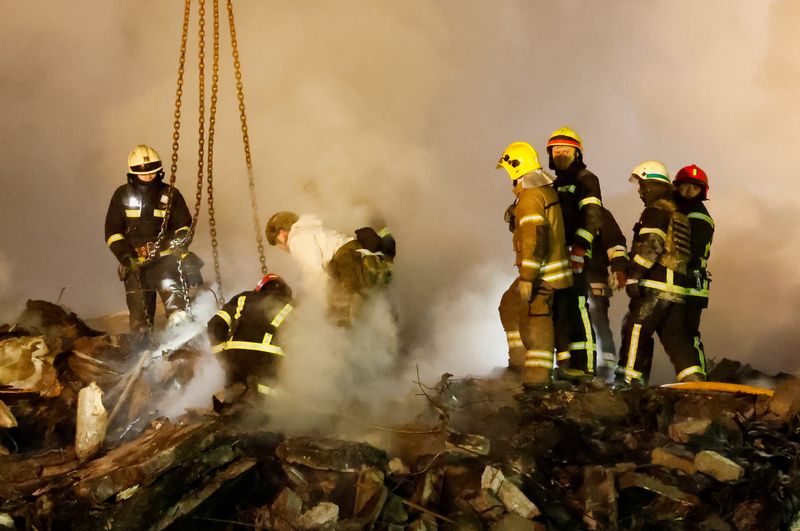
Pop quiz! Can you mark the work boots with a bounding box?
[523,367,552,386]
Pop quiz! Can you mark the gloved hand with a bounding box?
[625,279,641,299]
[120,257,140,280]
[570,246,587,274]
[518,279,533,302]
[611,270,627,290]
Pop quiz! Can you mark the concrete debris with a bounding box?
[695,450,745,482]
[651,445,697,475]
[0,336,61,397]
[74,382,107,461]
[3,304,800,530]
[668,417,712,443]
[0,400,17,428]
[296,502,339,530]
[768,379,800,422]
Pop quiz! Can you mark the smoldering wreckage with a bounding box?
[2,300,800,530]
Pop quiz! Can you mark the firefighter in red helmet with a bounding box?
[673,164,714,376]
[207,274,294,397]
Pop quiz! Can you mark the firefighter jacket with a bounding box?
[287,215,353,288]
[586,207,629,288]
[207,289,294,367]
[627,187,691,303]
[513,176,573,289]
[553,163,603,252]
[104,175,192,264]
[675,195,714,308]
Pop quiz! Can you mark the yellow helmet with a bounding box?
[496,141,542,180]
[266,211,299,245]
[127,144,163,174]
[546,127,583,153]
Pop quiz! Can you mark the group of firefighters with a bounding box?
[497,127,714,386]
[104,130,714,395]
[104,144,395,396]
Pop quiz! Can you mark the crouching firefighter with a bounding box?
[207,274,294,397]
[497,141,573,385]
[265,212,394,326]
[616,161,705,385]
[104,145,203,333]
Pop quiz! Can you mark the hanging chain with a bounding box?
[145,0,191,263]
[186,0,206,243]
[227,0,268,275]
[206,0,224,300]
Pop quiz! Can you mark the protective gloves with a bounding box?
[570,246,587,274]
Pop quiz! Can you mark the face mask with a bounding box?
[554,154,574,170]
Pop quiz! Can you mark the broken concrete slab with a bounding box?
[489,513,540,531]
[480,466,540,519]
[269,487,304,530]
[768,378,800,422]
[651,446,697,475]
[296,501,339,530]
[0,336,61,397]
[668,418,712,443]
[467,489,505,522]
[15,300,101,353]
[695,450,744,482]
[75,382,108,461]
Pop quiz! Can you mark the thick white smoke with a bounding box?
[1,0,799,400]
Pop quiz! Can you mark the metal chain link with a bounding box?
[187,0,206,244]
[226,0,268,275]
[144,0,191,264]
[133,0,192,332]
[206,0,224,301]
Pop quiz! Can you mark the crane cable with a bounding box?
[226,0,269,275]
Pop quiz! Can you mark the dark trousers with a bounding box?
[616,293,703,384]
[123,257,187,332]
[554,272,597,375]
[588,291,616,372]
[684,305,707,373]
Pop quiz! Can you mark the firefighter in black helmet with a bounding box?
[104,145,198,332]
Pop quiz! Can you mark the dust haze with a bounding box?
[2,0,799,393]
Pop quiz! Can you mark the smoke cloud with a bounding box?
[1,0,799,404]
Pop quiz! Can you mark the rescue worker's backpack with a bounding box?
[652,199,691,275]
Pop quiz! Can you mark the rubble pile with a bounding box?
[3,301,800,529]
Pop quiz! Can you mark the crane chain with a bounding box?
[133,0,192,332]
[206,0,224,301]
[186,0,206,244]
[226,0,268,275]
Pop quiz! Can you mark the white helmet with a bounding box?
[128,145,163,175]
[629,160,670,184]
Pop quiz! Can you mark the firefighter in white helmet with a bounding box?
[616,161,703,385]
[266,212,394,325]
[496,141,573,385]
[546,127,602,381]
[104,145,199,332]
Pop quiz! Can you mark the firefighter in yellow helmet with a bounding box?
[496,141,573,385]
[104,145,199,332]
[546,127,601,381]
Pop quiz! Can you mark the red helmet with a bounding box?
[255,273,290,296]
[674,164,709,199]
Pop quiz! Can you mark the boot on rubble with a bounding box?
[679,372,706,383]
[523,366,552,386]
